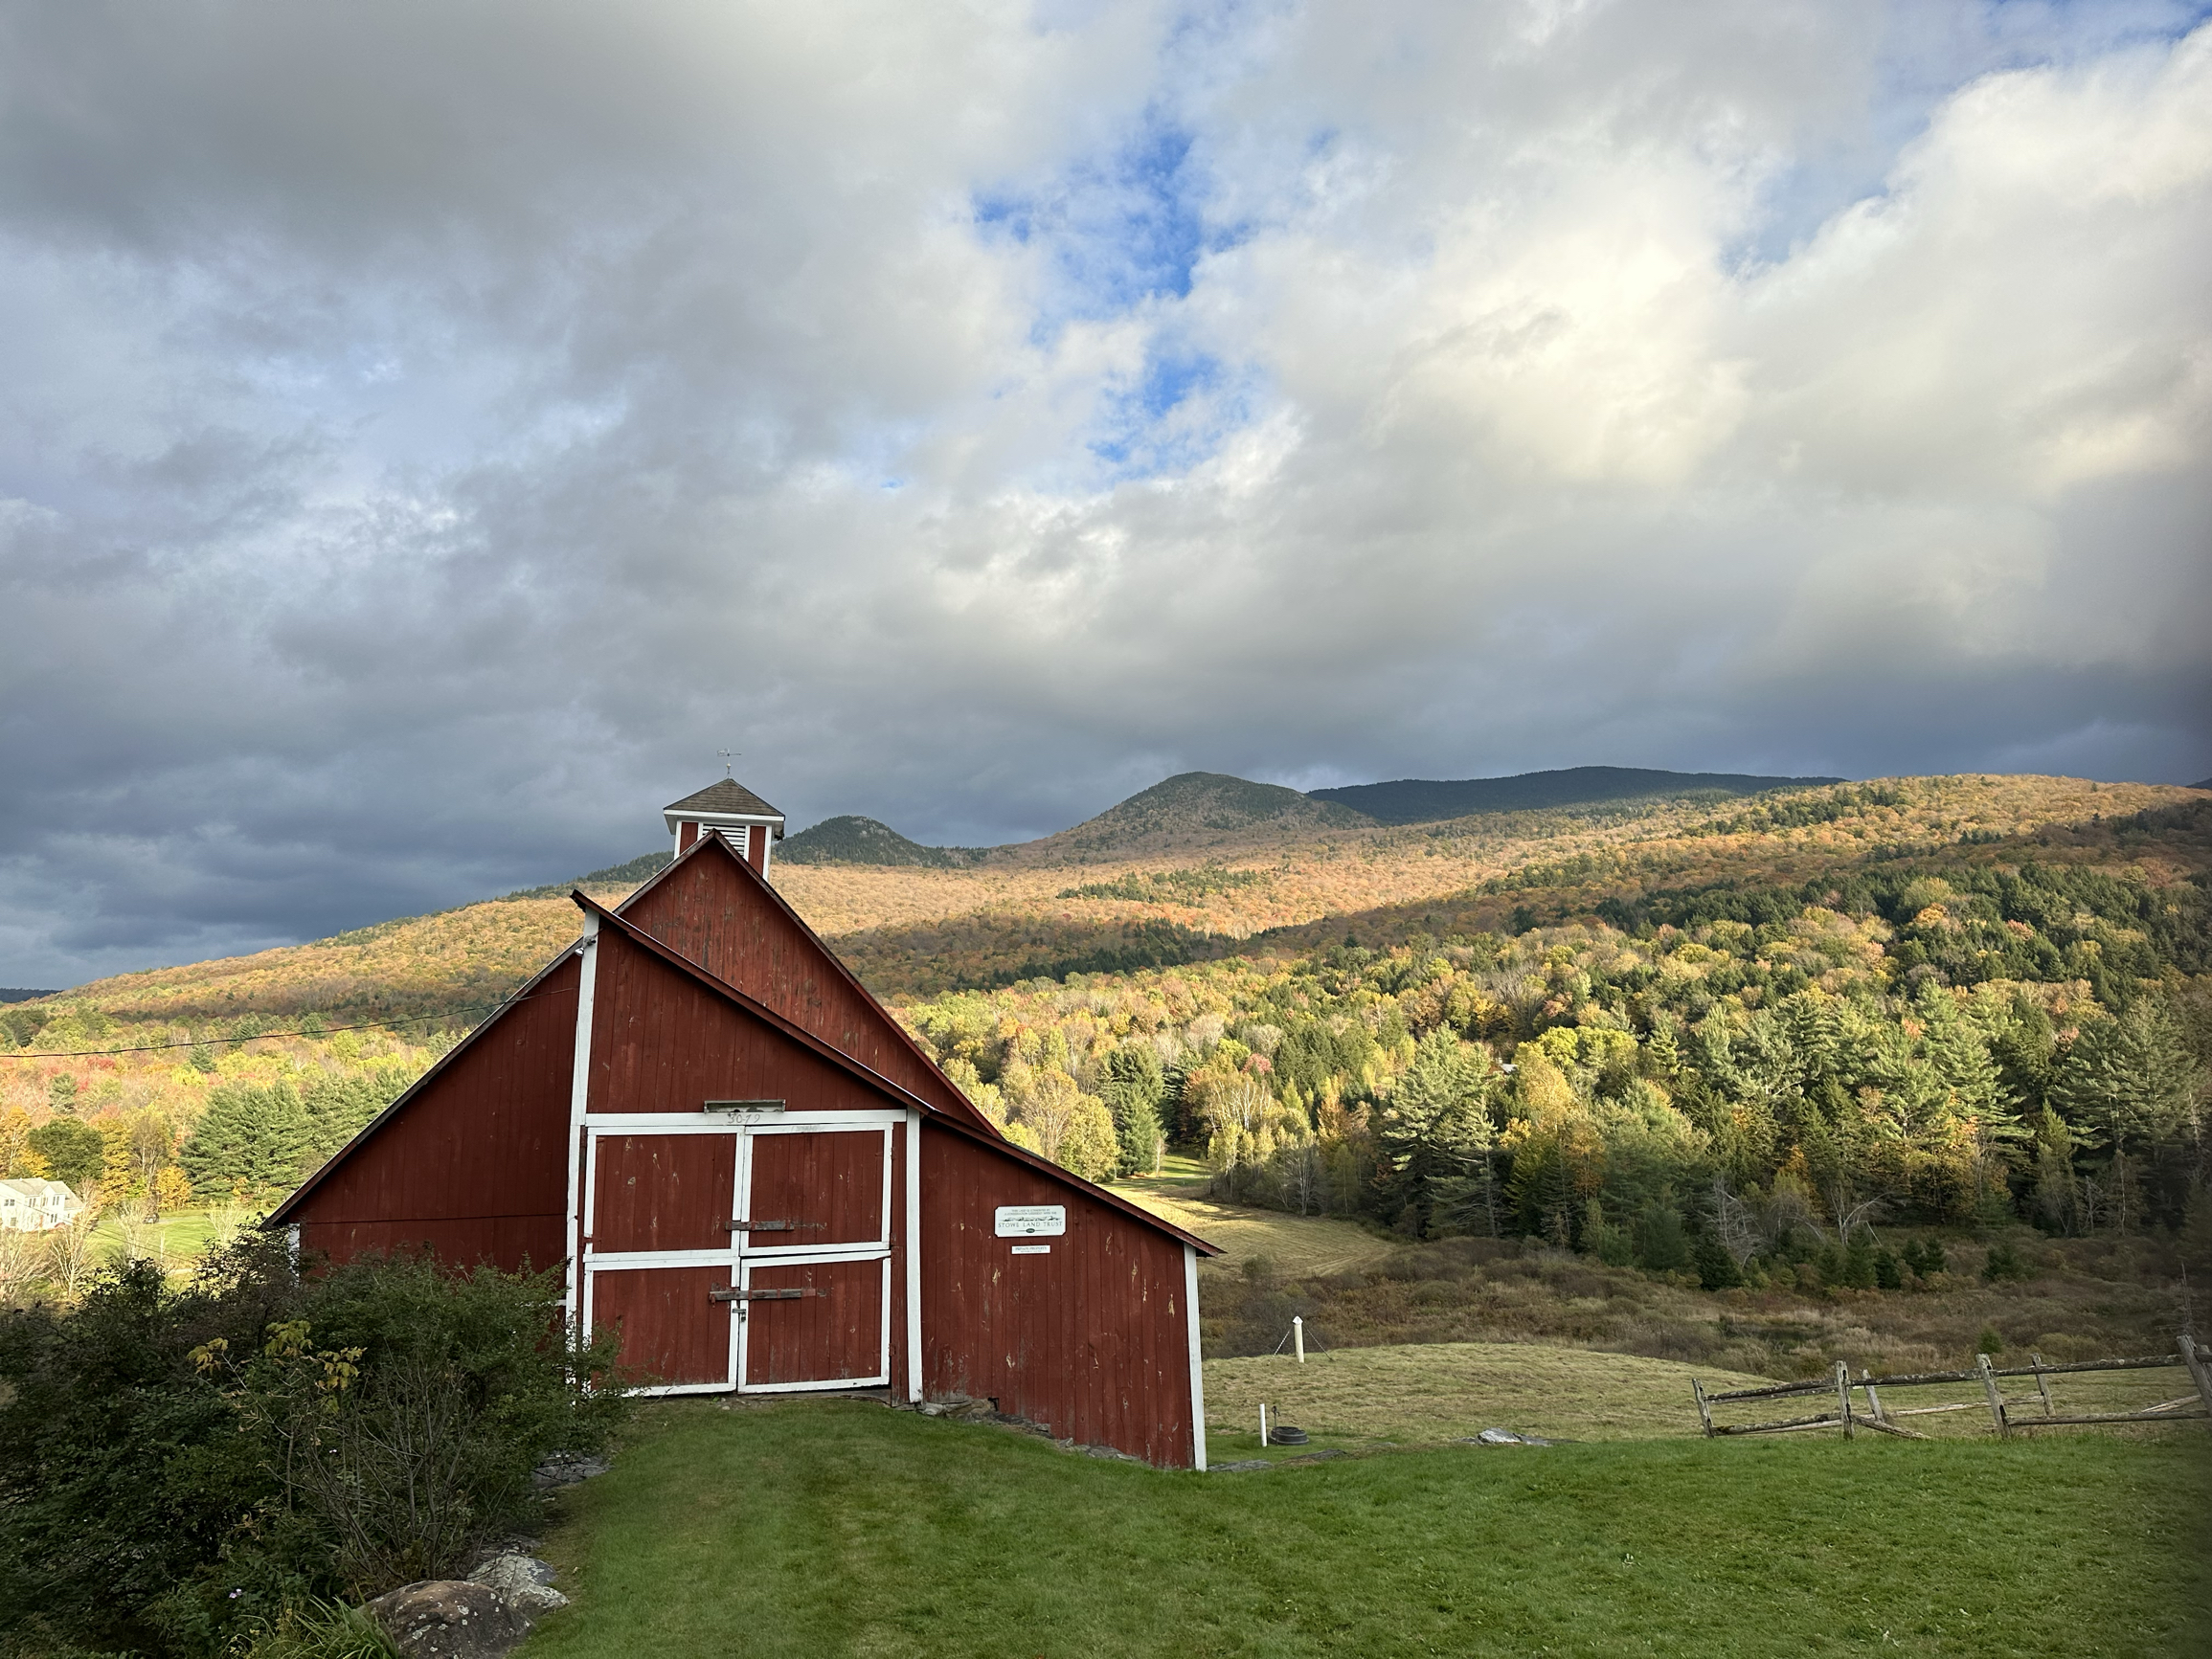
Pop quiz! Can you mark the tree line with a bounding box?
[901,857,2210,1286]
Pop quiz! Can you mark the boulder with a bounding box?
[467,1552,570,1615]
[530,1452,610,1490]
[367,1581,533,1659]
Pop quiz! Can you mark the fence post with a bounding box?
[1975,1353,2009,1439]
[2179,1332,2212,1421]
[1859,1368,1886,1424]
[1692,1378,1713,1439]
[1834,1362,1854,1440]
[2029,1354,2055,1418]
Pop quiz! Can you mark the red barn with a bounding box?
[269,782,1219,1468]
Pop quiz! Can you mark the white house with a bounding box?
[0,1177,84,1231]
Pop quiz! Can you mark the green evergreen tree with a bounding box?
[298,1067,409,1164]
[2048,998,2196,1232]
[1381,1030,1498,1237]
[1634,1199,1691,1272]
[1691,1229,1741,1289]
[1097,1045,1167,1176]
[2049,999,2194,1155]
[179,1082,313,1200]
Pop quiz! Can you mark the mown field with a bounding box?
[521,1396,2211,1659]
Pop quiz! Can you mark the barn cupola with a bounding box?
[664,777,786,873]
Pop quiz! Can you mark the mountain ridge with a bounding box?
[1309,766,1843,825]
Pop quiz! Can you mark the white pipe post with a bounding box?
[1259,1401,1268,1450]
[1293,1316,1304,1364]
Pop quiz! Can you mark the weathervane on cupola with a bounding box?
[664,756,784,874]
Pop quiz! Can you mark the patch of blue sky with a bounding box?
[1088,343,1257,481]
[1730,0,2212,270]
[973,110,1245,340]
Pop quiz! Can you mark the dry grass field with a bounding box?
[1204,1341,1777,1447]
[1120,1184,1396,1282]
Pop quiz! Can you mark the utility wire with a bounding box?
[0,984,569,1060]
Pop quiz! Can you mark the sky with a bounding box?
[2,0,2208,989]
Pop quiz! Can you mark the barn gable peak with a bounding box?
[665,777,786,871]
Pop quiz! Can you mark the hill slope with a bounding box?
[1014,771,1372,862]
[1311,765,1842,824]
[779,816,981,867]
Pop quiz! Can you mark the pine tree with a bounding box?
[1380,1030,1497,1237]
[179,1082,313,1200]
[1098,1045,1167,1176]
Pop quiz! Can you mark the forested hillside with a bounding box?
[1309,765,1840,823]
[1,773,2203,1284]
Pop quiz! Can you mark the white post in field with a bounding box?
[1260,1401,1268,1449]
[1294,1316,1305,1363]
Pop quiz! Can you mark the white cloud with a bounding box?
[0,0,2205,983]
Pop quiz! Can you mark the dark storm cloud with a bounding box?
[1,1,2207,985]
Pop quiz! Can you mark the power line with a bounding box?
[0,986,568,1060]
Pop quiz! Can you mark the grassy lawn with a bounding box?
[523,1398,2210,1659]
[87,1208,233,1269]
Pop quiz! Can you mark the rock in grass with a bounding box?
[1467,1427,1553,1446]
[367,1581,534,1659]
[467,1552,570,1614]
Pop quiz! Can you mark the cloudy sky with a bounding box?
[2,1,2207,988]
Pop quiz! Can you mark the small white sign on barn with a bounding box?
[995,1204,1066,1238]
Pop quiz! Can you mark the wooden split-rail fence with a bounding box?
[1691,1330,2212,1442]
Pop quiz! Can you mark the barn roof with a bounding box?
[664,778,784,821]
[616,828,994,1132]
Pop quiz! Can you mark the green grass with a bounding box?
[86,1208,234,1271]
[523,1398,2210,1659]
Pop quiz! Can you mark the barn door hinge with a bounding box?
[710,1287,827,1303]
[726,1219,830,1233]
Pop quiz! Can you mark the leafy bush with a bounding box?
[0,1235,628,1657]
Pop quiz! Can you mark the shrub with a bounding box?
[1841,1240,1878,1290]
[1691,1232,1740,1290]
[1975,1325,2005,1356]
[1981,1238,2031,1283]
[0,1236,628,1657]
